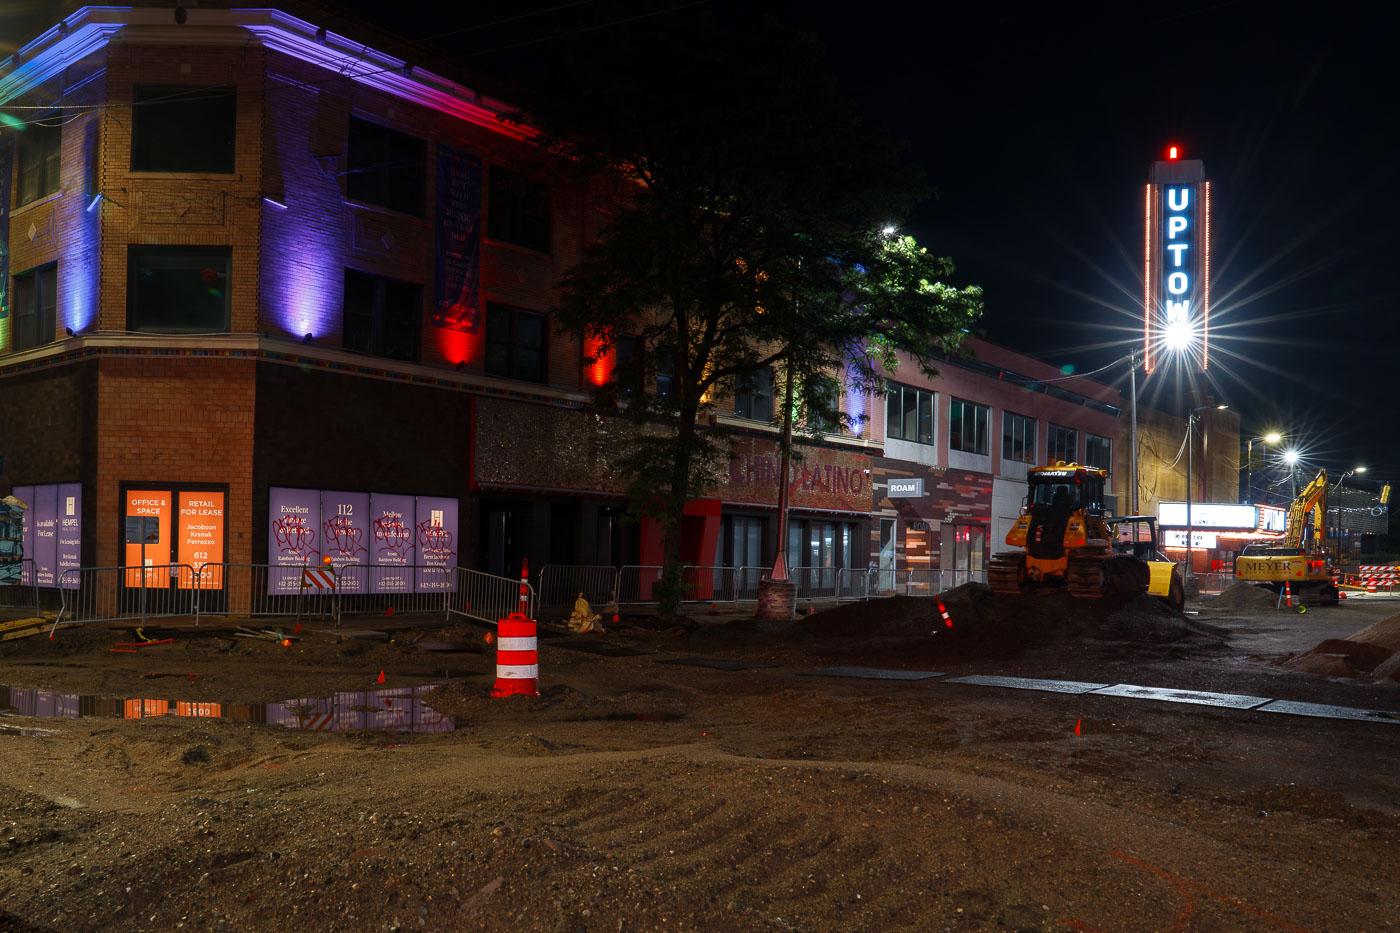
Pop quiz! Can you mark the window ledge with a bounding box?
[129,170,240,180]
[344,197,429,225]
[12,190,63,215]
[483,235,553,259]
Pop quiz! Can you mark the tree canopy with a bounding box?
[527,18,983,617]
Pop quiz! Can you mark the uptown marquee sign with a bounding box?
[1144,151,1211,373]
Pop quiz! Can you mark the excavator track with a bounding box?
[988,552,1030,595]
[1065,554,1108,599]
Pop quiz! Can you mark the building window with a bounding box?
[803,373,841,433]
[346,116,426,217]
[734,367,774,421]
[485,302,547,383]
[655,347,676,399]
[11,264,57,351]
[343,268,421,361]
[127,246,230,334]
[612,334,642,397]
[131,85,236,173]
[1086,433,1112,475]
[17,115,61,205]
[886,383,934,444]
[1048,423,1078,464]
[487,164,551,253]
[949,397,990,455]
[1002,411,1037,463]
[723,515,765,568]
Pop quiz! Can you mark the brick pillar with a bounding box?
[756,578,796,620]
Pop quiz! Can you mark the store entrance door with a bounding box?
[939,522,985,585]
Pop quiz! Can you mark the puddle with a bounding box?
[1,684,455,733]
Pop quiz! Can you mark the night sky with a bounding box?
[7,1,1396,489]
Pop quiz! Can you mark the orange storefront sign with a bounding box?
[178,492,225,588]
[124,491,171,588]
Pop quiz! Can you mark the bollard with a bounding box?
[518,558,530,616]
[936,598,953,629]
[491,612,539,697]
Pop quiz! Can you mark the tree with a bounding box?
[530,20,982,619]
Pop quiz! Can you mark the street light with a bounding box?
[1185,403,1228,582]
[1282,448,1300,500]
[1243,432,1282,504]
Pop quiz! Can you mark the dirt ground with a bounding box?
[1,585,1398,932]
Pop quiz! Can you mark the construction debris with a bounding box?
[567,594,605,634]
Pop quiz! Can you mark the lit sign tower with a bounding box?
[1144,146,1210,373]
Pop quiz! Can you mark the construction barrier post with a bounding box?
[519,558,530,616]
[492,612,539,697]
[1283,580,1292,609]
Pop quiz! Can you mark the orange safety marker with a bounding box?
[1074,718,1081,737]
[936,599,954,629]
[376,669,386,684]
[518,559,531,615]
[492,612,539,697]
[1283,580,1292,609]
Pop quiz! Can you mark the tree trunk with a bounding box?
[656,408,697,621]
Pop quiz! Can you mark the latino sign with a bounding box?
[1144,153,1210,373]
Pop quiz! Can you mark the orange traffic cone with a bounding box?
[1283,580,1292,609]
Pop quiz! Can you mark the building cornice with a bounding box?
[0,6,534,142]
[0,334,588,409]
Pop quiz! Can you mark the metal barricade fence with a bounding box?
[615,565,741,604]
[1197,572,1234,596]
[334,564,456,620]
[57,564,200,625]
[446,567,536,626]
[198,563,338,622]
[537,564,619,608]
[0,559,39,612]
[734,566,765,602]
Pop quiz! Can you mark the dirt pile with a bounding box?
[1206,582,1280,610]
[1282,612,1400,682]
[800,584,1197,648]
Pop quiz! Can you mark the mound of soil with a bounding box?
[1098,594,1196,643]
[1206,582,1279,610]
[1347,614,1400,652]
[1282,613,1400,682]
[799,583,1194,648]
[1282,639,1397,678]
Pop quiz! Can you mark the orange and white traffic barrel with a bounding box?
[491,612,539,697]
[936,598,954,629]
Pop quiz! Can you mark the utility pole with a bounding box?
[1130,349,1140,515]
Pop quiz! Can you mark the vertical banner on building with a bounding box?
[57,483,81,589]
[321,490,370,594]
[31,485,57,588]
[12,485,34,585]
[178,492,225,589]
[125,490,171,588]
[370,494,415,593]
[267,487,319,595]
[431,146,482,332]
[415,496,458,592]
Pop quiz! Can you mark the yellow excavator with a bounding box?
[1235,469,1338,604]
[988,463,1185,610]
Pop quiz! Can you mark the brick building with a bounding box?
[1,5,1239,600]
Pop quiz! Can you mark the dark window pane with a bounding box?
[346,117,426,216]
[918,391,933,444]
[128,247,231,334]
[10,264,57,351]
[614,335,641,396]
[341,268,421,361]
[903,387,917,440]
[488,164,552,253]
[886,388,901,440]
[132,86,235,173]
[17,116,61,205]
[483,302,547,383]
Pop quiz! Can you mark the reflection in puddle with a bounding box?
[0,684,454,733]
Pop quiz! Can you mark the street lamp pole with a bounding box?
[1185,403,1227,583]
[1130,349,1140,515]
[1243,432,1281,505]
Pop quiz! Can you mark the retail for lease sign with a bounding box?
[178,492,225,589]
[415,496,459,591]
[57,483,81,588]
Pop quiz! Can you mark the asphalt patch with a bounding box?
[552,640,650,658]
[944,675,1110,694]
[801,666,945,681]
[657,657,777,671]
[1091,684,1271,709]
[1257,700,1400,724]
